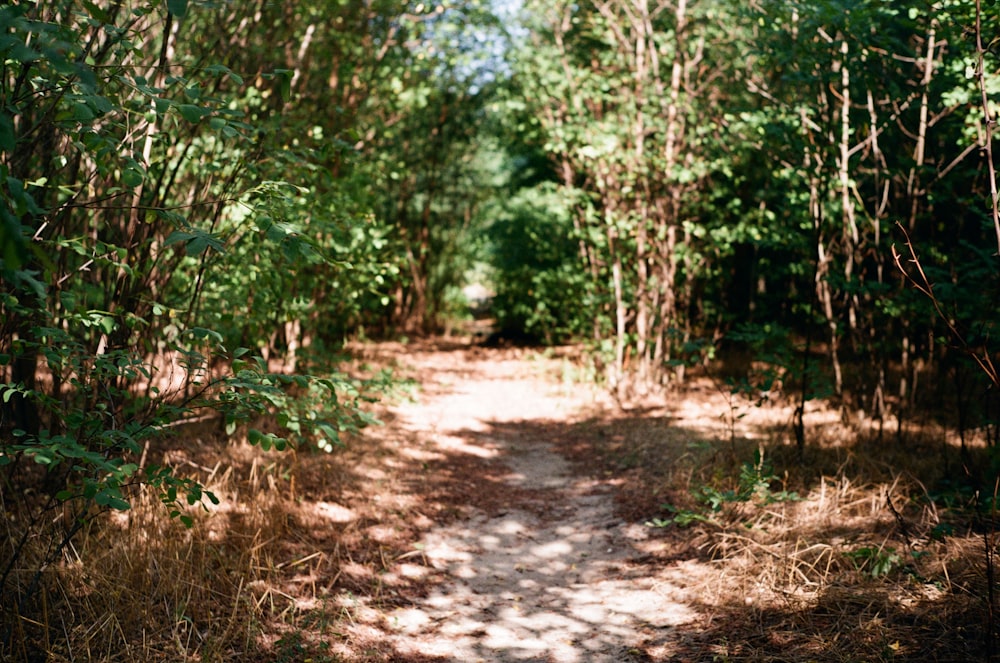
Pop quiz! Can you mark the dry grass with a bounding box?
[3,436,306,662]
[1,340,502,662]
[554,376,996,662]
[2,341,996,662]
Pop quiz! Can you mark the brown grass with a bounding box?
[1,339,995,662]
[552,376,995,662]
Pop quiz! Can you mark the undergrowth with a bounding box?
[567,376,997,662]
[3,343,997,662]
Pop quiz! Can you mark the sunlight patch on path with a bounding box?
[391,499,695,662]
[383,353,695,662]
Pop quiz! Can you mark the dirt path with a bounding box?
[377,345,696,662]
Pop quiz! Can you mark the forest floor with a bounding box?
[251,337,982,662]
[20,336,986,662]
[348,340,694,662]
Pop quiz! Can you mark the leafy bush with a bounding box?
[845,546,904,579]
[487,183,599,343]
[0,2,393,644]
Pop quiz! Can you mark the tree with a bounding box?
[511,0,737,396]
[0,0,425,641]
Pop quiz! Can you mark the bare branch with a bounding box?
[892,222,999,386]
[975,0,1000,254]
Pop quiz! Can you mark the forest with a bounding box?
[2,0,1000,660]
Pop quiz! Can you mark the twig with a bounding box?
[975,0,1000,255]
[891,223,999,387]
[886,491,913,549]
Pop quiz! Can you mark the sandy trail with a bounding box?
[381,347,695,662]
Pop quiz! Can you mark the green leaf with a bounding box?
[95,488,130,510]
[97,314,115,335]
[122,166,144,188]
[272,69,293,102]
[0,31,40,64]
[177,104,206,123]
[81,1,112,23]
[167,0,188,18]
[316,423,340,445]
[164,230,194,246]
[31,450,55,466]
[204,63,243,86]
[164,229,225,255]
[71,101,95,122]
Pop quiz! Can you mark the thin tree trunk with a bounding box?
[633,0,651,392]
[838,39,860,355]
[653,0,687,383]
[611,248,627,402]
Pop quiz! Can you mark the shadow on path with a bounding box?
[378,350,696,662]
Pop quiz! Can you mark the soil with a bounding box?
[343,340,698,662]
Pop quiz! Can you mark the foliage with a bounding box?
[497,0,1000,447]
[4,0,1000,657]
[487,182,599,343]
[648,448,799,529]
[845,546,905,579]
[0,0,447,646]
[507,0,743,392]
